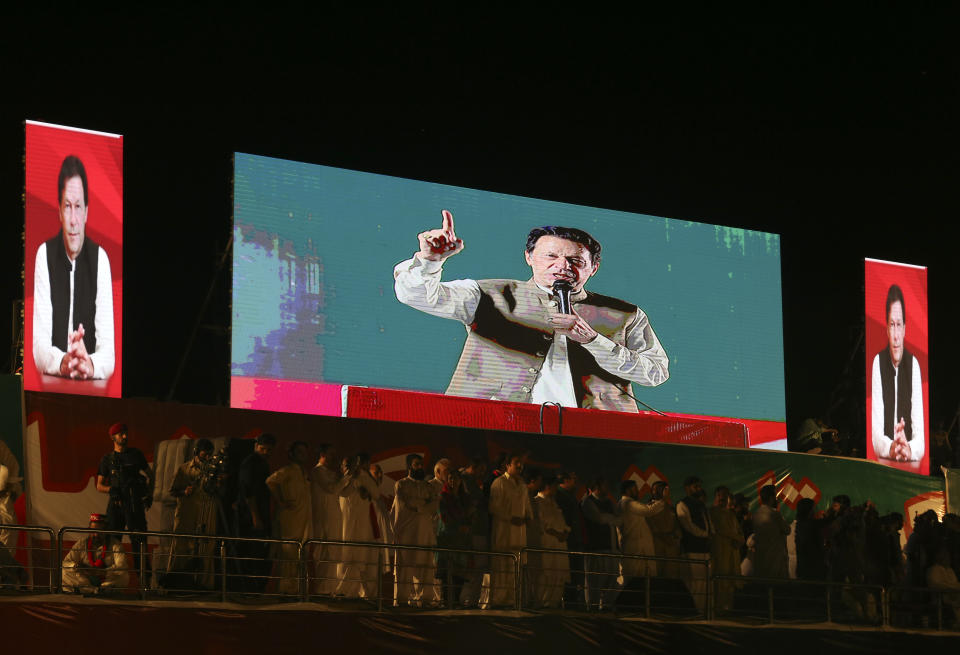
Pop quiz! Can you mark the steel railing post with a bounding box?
[220,541,227,603]
[515,552,522,610]
[140,543,147,600]
[826,584,832,623]
[644,574,651,619]
[376,546,383,612]
[767,585,775,624]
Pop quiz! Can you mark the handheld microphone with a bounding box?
[552,280,573,314]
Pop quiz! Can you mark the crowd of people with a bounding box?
[11,424,959,625]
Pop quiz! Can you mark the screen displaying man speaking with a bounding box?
[865,258,929,473]
[231,153,786,439]
[394,211,669,411]
[24,121,123,397]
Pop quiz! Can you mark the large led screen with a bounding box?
[865,258,929,474]
[24,121,123,397]
[231,153,786,443]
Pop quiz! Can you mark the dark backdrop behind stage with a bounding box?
[1,8,958,452]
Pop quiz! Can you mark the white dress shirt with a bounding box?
[32,242,115,379]
[394,254,668,407]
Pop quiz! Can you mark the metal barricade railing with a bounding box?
[0,523,58,594]
[35,524,960,633]
[58,527,302,602]
[520,547,710,618]
[887,583,960,631]
[711,574,886,626]
[302,538,521,610]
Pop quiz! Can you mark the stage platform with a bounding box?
[3,594,958,654]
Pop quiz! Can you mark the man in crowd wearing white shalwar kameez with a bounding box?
[336,453,381,599]
[533,476,570,608]
[488,453,532,608]
[309,444,344,595]
[617,479,665,607]
[267,440,314,595]
[392,454,440,606]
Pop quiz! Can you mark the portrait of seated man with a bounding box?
[32,154,115,380]
[871,283,924,462]
[394,210,669,412]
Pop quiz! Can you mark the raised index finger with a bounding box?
[441,209,456,238]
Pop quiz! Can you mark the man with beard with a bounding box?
[96,423,153,582]
[392,454,439,606]
[676,476,713,613]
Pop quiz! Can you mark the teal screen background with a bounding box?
[232,153,785,422]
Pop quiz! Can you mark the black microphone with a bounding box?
[552,280,573,314]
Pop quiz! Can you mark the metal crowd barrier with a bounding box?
[58,527,302,602]
[520,547,711,618]
[712,574,885,626]
[0,525,945,633]
[302,538,521,610]
[0,524,58,593]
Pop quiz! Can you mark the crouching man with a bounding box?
[62,513,130,594]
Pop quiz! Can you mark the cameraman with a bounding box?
[166,439,221,590]
[96,423,153,582]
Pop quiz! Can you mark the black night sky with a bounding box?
[3,7,958,455]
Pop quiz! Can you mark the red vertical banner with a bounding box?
[864,258,928,474]
[23,121,123,397]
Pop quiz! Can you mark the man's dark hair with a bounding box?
[832,494,851,509]
[523,467,542,484]
[587,476,606,492]
[714,485,730,497]
[58,155,89,206]
[620,479,637,496]
[796,498,815,520]
[526,226,602,264]
[406,453,423,469]
[559,470,577,483]
[683,475,701,488]
[255,433,277,447]
[759,484,778,506]
[195,438,214,455]
[465,456,486,471]
[316,442,333,455]
[885,284,906,324]
[288,440,309,460]
[652,481,668,494]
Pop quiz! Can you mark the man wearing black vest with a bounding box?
[676,475,712,613]
[580,477,622,610]
[871,284,924,462]
[32,155,115,380]
[394,210,669,412]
